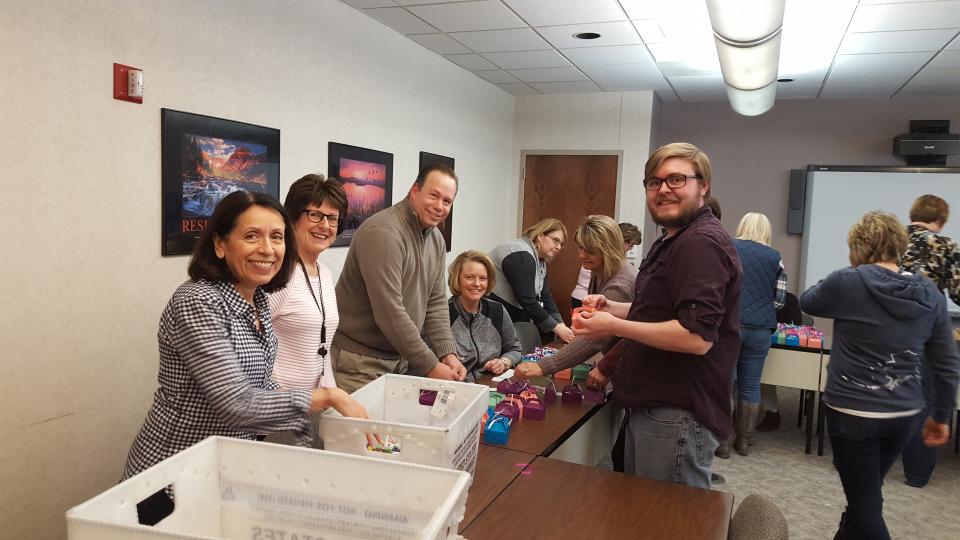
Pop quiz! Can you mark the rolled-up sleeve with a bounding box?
[668,236,735,343]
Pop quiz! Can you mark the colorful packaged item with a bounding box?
[561,383,583,404]
[483,415,511,445]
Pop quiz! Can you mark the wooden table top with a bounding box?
[476,375,603,456]
[461,445,535,532]
[462,456,734,540]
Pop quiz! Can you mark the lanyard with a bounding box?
[299,261,327,358]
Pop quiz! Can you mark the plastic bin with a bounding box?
[66,436,471,540]
[320,375,488,475]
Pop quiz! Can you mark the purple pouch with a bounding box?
[497,378,528,395]
[419,390,437,406]
[561,383,583,405]
[583,386,606,404]
[493,401,517,420]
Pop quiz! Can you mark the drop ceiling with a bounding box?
[341,0,960,102]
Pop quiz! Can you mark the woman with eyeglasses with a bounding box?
[265,174,352,447]
[489,218,575,344]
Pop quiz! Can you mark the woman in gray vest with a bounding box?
[488,218,575,344]
[717,212,787,458]
[446,250,522,382]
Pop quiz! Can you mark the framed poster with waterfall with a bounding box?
[419,151,455,252]
[161,109,280,256]
[327,142,394,247]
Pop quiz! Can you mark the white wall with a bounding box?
[511,91,655,233]
[0,1,513,537]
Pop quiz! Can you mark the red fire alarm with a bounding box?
[113,63,143,104]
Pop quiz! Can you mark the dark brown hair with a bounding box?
[415,163,458,191]
[909,194,949,225]
[618,222,642,246]
[284,174,348,236]
[847,210,908,266]
[188,190,298,292]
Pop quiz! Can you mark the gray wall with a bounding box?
[653,97,960,294]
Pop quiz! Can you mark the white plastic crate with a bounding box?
[66,436,471,540]
[320,375,488,474]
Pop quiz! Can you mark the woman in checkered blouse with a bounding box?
[122,191,368,524]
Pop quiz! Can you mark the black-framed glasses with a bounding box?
[302,210,341,227]
[643,174,701,191]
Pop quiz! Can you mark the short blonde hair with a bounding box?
[574,215,626,282]
[448,250,496,296]
[735,212,772,246]
[645,142,713,197]
[847,211,908,266]
[909,194,949,224]
[522,218,567,243]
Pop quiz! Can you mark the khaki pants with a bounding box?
[331,345,409,394]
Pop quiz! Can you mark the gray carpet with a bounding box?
[712,388,960,539]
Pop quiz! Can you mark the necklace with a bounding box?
[299,261,328,358]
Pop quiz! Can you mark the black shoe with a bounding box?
[756,410,781,432]
[904,477,929,488]
[711,472,725,484]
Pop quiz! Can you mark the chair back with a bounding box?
[729,494,789,540]
[514,322,541,354]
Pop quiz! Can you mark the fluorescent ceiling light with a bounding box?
[714,31,782,90]
[726,81,777,116]
[706,0,786,43]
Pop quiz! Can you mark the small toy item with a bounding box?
[770,332,779,345]
[489,391,505,408]
[785,334,800,347]
[497,378,528,395]
[503,395,525,419]
[483,414,511,445]
[571,306,596,330]
[521,390,546,420]
[419,389,438,406]
[555,368,572,380]
[808,337,823,349]
[537,379,558,404]
[583,386,606,404]
[572,364,590,381]
[798,334,808,347]
[561,383,583,404]
[494,401,518,420]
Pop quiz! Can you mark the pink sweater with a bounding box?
[268,261,339,389]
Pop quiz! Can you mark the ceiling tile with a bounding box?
[774,69,828,99]
[646,41,719,69]
[483,49,571,69]
[580,63,671,92]
[561,44,653,65]
[849,1,960,33]
[827,51,934,82]
[507,66,587,83]
[896,81,960,97]
[950,34,960,50]
[473,70,522,84]
[912,50,960,82]
[409,33,472,54]
[536,21,642,49]
[501,0,627,27]
[528,81,603,93]
[341,0,396,8]
[496,82,540,95]
[364,7,437,34]
[407,1,525,33]
[448,28,549,53]
[668,76,725,103]
[839,29,957,54]
[819,81,901,99]
[395,0,472,4]
[443,53,499,70]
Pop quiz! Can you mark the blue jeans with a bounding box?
[901,362,937,486]
[826,407,923,540]
[736,327,772,403]
[624,406,719,489]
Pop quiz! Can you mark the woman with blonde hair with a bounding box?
[489,218,574,344]
[446,250,522,382]
[801,211,958,539]
[716,212,787,458]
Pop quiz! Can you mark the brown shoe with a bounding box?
[756,410,781,432]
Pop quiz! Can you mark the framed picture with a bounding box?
[419,151,455,252]
[161,109,280,256]
[328,142,394,247]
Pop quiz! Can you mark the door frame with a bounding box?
[517,150,625,235]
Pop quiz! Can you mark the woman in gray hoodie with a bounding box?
[800,211,959,540]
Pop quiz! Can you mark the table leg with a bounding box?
[817,393,826,456]
[797,390,805,428]
[804,390,814,454]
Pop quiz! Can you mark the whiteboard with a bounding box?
[799,167,960,313]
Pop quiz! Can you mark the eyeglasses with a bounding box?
[545,234,564,248]
[302,210,341,227]
[643,174,701,191]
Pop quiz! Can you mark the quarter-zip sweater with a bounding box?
[333,198,456,375]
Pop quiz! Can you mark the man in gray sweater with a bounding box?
[332,164,466,393]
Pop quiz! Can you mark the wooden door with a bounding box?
[523,154,619,325]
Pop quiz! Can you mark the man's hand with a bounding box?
[587,367,609,388]
[439,353,466,381]
[581,294,608,311]
[922,418,950,447]
[514,362,543,379]
[554,323,575,344]
[484,357,511,375]
[572,310,618,339]
[314,387,370,418]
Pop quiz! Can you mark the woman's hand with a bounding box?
[554,323,575,344]
[922,418,950,447]
[314,387,370,418]
[484,357,512,375]
[572,310,618,339]
[581,294,608,311]
[514,362,544,380]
